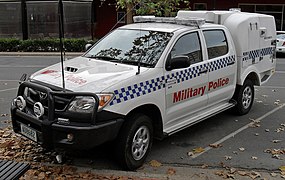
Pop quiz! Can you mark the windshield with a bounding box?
[85,29,173,67]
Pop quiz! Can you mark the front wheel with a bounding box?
[233,79,254,115]
[115,114,153,170]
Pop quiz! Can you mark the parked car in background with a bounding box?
[276,34,285,54]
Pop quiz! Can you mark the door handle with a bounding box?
[227,61,235,66]
[199,69,208,75]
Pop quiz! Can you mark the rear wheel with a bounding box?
[115,114,153,170]
[233,79,254,115]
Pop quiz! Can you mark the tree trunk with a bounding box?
[126,3,133,24]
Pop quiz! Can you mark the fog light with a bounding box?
[15,96,26,111]
[67,133,74,142]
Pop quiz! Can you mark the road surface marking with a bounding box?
[0,80,19,82]
[0,65,46,68]
[0,88,18,93]
[191,103,285,159]
[258,86,285,89]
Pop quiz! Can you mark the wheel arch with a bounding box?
[245,72,260,86]
[125,104,164,140]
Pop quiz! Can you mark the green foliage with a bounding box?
[0,38,97,52]
[116,0,190,16]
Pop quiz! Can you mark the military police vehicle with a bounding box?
[11,10,276,170]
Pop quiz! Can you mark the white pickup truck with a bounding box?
[11,10,276,170]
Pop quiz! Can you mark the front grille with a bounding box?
[26,87,73,111]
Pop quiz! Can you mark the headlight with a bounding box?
[67,93,113,113]
[68,96,95,113]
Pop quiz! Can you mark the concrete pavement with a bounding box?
[0,51,83,56]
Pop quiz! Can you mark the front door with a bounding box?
[164,31,209,133]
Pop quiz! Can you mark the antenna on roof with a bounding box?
[58,0,66,92]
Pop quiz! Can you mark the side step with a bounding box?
[167,100,236,136]
[0,160,30,180]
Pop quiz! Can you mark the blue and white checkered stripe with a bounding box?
[110,76,165,106]
[208,55,235,72]
[166,63,207,83]
[110,55,235,106]
[242,47,274,61]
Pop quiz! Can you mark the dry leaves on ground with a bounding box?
[215,169,262,179]
[1,126,160,180]
[209,143,222,148]
[149,160,162,167]
[0,126,55,163]
[21,164,159,180]
[167,168,176,175]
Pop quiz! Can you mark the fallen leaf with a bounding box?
[237,171,247,176]
[167,168,176,175]
[225,155,232,160]
[209,144,222,148]
[149,160,161,167]
[248,171,261,179]
[0,140,14,148]
[0,113,9,117]
[251,156,258,160]
[229,168,236,174]
[193,147,205,154]
[201,164,208,169]
[272,140,282,143]
[239,147,245,152]
[187,151,194,156]
[255,133,259,136]
[272,154,281,160]
[270,172,278,177]
[280,166,285,172]
[265,129,270,132]
[232,151,238,154]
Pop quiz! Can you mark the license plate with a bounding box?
[20,124,37,142]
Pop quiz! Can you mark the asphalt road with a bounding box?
[0,55,284,174]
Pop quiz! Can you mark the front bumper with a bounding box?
[11,81,124,150]
[276,46,285,53]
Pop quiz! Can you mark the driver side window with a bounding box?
[170,32,202,64]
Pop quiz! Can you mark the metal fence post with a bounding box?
[21,0,28,40]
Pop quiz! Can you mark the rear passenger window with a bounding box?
[170,32,202,64]
[203,30,228,59]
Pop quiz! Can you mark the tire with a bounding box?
[233,79,254,115]
[115,113,153,170]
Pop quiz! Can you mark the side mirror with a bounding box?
[166,56,190,71]
[85,43,93,51]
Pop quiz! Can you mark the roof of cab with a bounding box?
[118,22,225,33]
[119,23,197,33]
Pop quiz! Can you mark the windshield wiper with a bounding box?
[120,60,154,68]
[86,55,120,61]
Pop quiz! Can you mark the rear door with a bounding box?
[203,29,236,106]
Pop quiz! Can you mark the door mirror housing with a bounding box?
[85,43,93,51]
[166,56,190,71]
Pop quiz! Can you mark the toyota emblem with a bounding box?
[39,92,47,100]
[33,102,44,118]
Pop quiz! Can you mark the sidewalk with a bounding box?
[0,51,83,56]
[22,162,282,180]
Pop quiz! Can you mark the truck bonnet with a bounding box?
[30,56,148,92]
